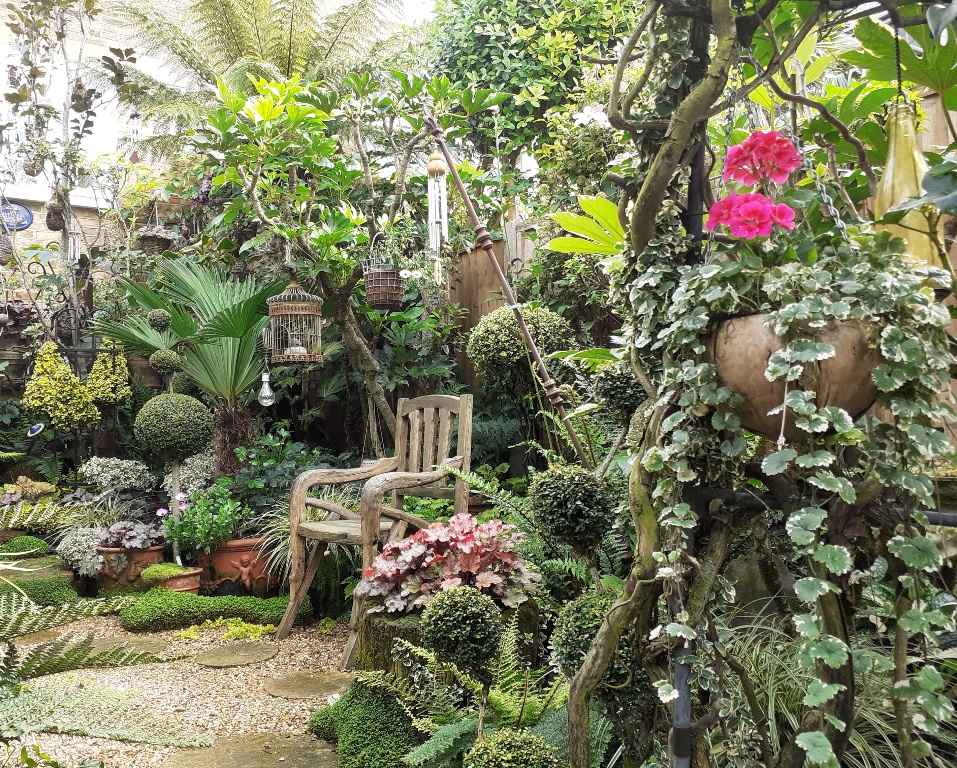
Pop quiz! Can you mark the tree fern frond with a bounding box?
[189,0,256,72]
[0,596,137,641]
[313,0,402,66]
[108,0,218,85]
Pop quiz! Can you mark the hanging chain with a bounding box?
[894,26,905,103]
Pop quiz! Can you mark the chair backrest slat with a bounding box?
[422,408,438,470]
[436,408,453,466]
[407,409,422,474]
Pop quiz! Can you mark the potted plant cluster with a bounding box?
[161,480,273,596]
[96,520,165,592]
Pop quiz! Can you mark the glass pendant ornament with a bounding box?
[874,102,943,269]
[257,370,275,407]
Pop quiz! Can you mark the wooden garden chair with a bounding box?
[275,394,473,668]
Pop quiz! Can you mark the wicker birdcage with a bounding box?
[262,280,324,364]
[362,254,406,310]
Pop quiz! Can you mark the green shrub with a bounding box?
[466,306,575,396]
[591,361,646,417]
[0,575,77,606]
[528,464,614,553]
[118,588,311,631]
[148,348,182,375]
[463,729,561,768]
[21,342,100,431]
[421,586,501,680]
[134,393,213,462]
[0,535,50,555]
[308,679,418,768]
[147,309,172,331]
[140,563,196,586]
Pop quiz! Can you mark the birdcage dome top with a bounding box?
[267,280,323,316]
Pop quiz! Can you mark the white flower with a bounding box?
[572,104,611,128]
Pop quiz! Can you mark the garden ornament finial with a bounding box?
[422,109,591,468]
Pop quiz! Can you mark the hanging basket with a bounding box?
[704,314,882,443]
[45,202,65,232]
[136,234,173,255]
[22,157,44,177]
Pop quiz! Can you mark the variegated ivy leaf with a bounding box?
[808,471,856,502]
[786,508,827,546]
[762,448,797,475]
[804,680,846,707]
[812,544,853,575]
[788,340,836,362]
[785,390,818,416]
[818,406,854,433]
[888,535,943,572]
[794,613,821,639]
[796,413,830,432]
[806,636,850,668]
[794,577,835,602]
[664,622,697,640]
[796,732,839,768]
[795,451,834,468]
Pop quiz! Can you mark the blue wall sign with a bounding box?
[1,201,33,232]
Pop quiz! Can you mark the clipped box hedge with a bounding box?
[119,588,312,631]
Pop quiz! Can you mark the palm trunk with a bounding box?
[212,403,258,477]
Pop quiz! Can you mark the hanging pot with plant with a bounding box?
[45,201,65,232]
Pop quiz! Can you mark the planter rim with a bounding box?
[211,537,269,551]
[96,544,165,554]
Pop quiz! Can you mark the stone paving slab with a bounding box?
[12,629,60,645]
[263,670,353,700]
[194,641,279,667]
[161,733,337,768]
[88,636,169,656]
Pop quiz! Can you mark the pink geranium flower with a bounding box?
[706,192,796,240]
[723,130,801,185]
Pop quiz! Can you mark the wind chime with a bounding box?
[427,149,448,284]
[873,26,944,270]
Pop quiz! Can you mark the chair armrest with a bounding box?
[290,457,398,527]
[359,457,464,503]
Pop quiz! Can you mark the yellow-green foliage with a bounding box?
[22,342,100,430]
[173,616,276,641]
[87,341,132,405]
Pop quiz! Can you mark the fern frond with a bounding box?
[1,676,212,746]
[402,717,478,768]
[446,467,533,525]
[542,557,591,585]
[14,634,170,680]
[312,0,402,68]
[0,595,137,640]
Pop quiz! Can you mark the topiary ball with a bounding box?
[421,586,501,679]
[171,372,201,397]
[463,729,561,768]
[591,361,646,417]
[466,305,575,396]
[528,464,614,553]
[552,588,625,682]
[134,393,213,462]
[149,348,182,375]
[147,308,172,331]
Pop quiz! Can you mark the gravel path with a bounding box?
[10,616,348,768]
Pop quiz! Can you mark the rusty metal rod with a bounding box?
[423,111,591,469]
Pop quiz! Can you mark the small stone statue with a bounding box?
[230,554,255,589]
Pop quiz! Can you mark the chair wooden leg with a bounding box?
[276,541,326,639]
[340,591,365,670]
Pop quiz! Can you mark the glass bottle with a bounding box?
[874,102,943,269]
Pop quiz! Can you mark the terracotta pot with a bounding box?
[197,538,275,597]
[704,314,882,443]
[159,567,203,594]
[96,545,165,592]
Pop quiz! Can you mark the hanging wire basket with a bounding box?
[362,254,405,310]
[263,280,324,364]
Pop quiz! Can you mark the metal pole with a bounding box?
[423,111,591,468]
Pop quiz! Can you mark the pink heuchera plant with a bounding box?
[354,513,540,614]
[706,130,800,239]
